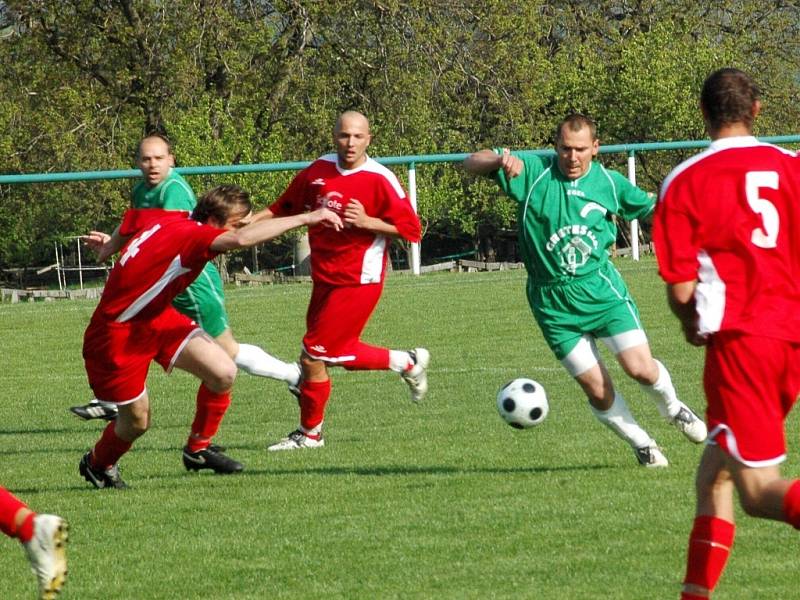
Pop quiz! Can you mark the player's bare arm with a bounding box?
[666,281,707,346]
[343,199,400,237]
[211,207,342,252]
[463,148,523,179]
[81,225,129,262]
[250,207,276,222]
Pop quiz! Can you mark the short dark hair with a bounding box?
[555,113,598,143]
[137,133,173,158]
[701,68,760,132]
[192,185,252,225]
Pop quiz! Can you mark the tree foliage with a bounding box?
[1,0,799,270]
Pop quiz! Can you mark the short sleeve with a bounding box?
[614,172,655,221]
[269,170,309,216]
[492,151,548,203]
[653,186,700,284]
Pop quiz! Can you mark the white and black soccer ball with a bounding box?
[496,378,549,429]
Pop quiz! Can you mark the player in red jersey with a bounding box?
[254,111,430,451]
[653,68,800,599]
[78,185,341,487]
[0,487,67,599]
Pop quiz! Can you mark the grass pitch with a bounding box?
[1,257,797,599]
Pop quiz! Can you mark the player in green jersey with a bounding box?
[464,113,707,467]
[70,134,301,425]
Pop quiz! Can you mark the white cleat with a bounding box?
[267,429,325,452]
[634,444,669,468]
[23,514,68,600]
[400,347,430,403]
[669,404,708,444]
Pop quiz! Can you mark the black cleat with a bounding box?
[70,401,118,421]
[182,445,244,474]
[79,451,128,489]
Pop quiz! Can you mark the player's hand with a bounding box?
[307,208,343,231]
[500,148,523,179]
[343,199,368,228]
[81,231,111,253]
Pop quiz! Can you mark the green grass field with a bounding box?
[1,257,797,599]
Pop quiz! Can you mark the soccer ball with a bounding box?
[496,378,549,429]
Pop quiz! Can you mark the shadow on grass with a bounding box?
[244,463,614,477]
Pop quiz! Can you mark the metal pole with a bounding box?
[627,151,640,261]
[76,237,84,290]
[54,242,63,290]
[408,162,421,275]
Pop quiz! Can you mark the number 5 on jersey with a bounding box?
[746,171,779,249]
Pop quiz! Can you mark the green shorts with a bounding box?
[526,262,643,360]
[172,262,229,338]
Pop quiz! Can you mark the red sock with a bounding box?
[343,342,390,371]
[680,594,707,600]
[0,486,33,540]
[683,515,735,595]
[187,384,232,452]
[92,422,133,469]
[299,379,332,431]
[783,479,800,529]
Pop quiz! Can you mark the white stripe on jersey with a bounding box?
[597,164,620,212]
[660,136,798,200]
[116,255,190,322]
[361,235,387,284]
[695,249,726,335]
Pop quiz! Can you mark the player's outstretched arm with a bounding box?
[211,207,342,252]
[81,225,129,262]
[463,148,523,179]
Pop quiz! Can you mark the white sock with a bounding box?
[300,422,323,436]
[234,343,299,384]
[640,359,680,419]
[388,350,412,373]
[591,392,654,449]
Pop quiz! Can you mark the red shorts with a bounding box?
[83,307,202,404]
[302,281,383,362]
[704,331,800,466]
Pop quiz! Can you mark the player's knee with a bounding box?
[118,415,150,440]
[738,489,769,518]
[129,420,150,438]
[206,363,237,393]
[622,359,657,384]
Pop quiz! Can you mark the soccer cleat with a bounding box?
[400,347,430,403]
[668,404,708,444]
[69,400,118,421]
[79,451,128,489]
[23,514,68,600]
[267,429,325,452]
[634,444,669,468]
[182,445,244,474]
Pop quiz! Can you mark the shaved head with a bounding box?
[334,111,370,136]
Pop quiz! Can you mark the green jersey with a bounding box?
[131,169,196,210]
[493,151,653,284]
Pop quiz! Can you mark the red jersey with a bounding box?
[93,209,223,323]
[269,154,421,286]
[654,136,800,341]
